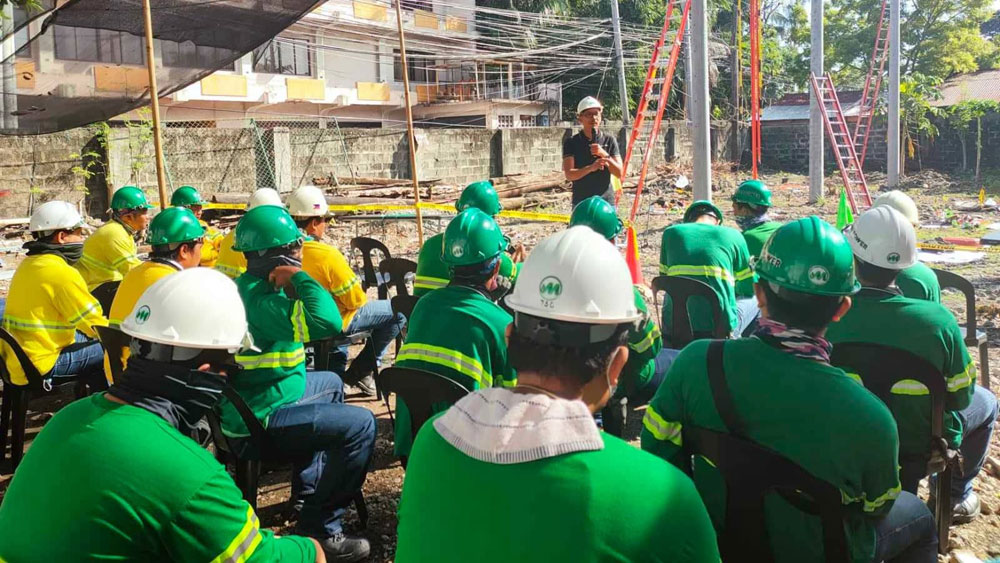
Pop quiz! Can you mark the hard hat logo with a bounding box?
[887,252,901,264]
[539,276,563,301]
[808,266,830,286]
[135,305,151,325]
[451,243,465,259]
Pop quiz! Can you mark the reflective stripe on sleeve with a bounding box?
[734,267,754,281]
[658,264,736,285]
[236,348,306,370]
[397,343,491,387]
[215,264,246,279]
[630,323,661,354]
[413,275,448,291]
[844,372,863,385]
[290,301,310,343]
[210,505,262,563]
[842,483,901,513]
[331,276,360,297]
[2,316,75,332]
[68,301,102,324]
[642,406,682,447]
[947,362,976,393]
[78,253,117,274]
[111,253,140,268]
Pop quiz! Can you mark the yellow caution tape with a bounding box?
[196,201,569,223]
[498,209,570,223]
[918,242,1000,254]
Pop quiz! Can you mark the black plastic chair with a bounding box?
[830,342,956,554]
[0,327,91,473]
[206,385,368,527]
[684,425,850,563]
[350,237,391,298]
[376,367,470,467]
[650,275,729,349]
[91,280,122,319]
[378,258,417,298]
[95,325,130,384]
[933,268,990,391]
[390,295,420,324]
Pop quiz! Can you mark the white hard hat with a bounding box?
[872,190,919,226]
[845,206,917,270]
[248,188,284,210]
[121,268,251,352]
[29,200,86,233]
[506,226,640,324]
[577,96,603,115]
[287,185,330,218]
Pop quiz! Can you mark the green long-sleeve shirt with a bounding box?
[641,338,901,562]
[222,270,342,437]
[740,220,782,260]
[413,232,519,297]
[618,286,663,398]
[825,287,975,454]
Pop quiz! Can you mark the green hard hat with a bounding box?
[170,185,206,208]
[455,180,502,217]
[232,205,303,252]
[683,200,723,223]
[569,196,623,240]
[147,207,205,247]
[111,186,152,211]
[756,216,860,296]
[442,208,505,267]
[732,179,773,208]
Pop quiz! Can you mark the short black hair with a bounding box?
[33,229,71,243]
[734,201,767,216]
[853,258,898,288]
[293,217,318,230]
[760,282,844,334]
[508,321,630,387]
[149,240,200,261]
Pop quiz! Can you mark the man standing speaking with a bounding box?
[563,96,624,206]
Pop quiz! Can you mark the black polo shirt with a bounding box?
[563,129,620,205]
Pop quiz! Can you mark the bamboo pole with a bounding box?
[394,1,425,245]
[141,0,169,210]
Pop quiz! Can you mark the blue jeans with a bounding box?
[734,296,761,337]
[331,300,406,377]
[873,491,938,563]
[899,385,998,500]
[266,371,376,538]
[48,332,105,385]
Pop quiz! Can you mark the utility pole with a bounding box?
[691,0,711,200]
[808,0,823,203]
[887,0,900,187]
[684,23,693,122]
[395,0,425,244]
[141,0,168,209]
[610,0,630,129]
[730,0,741,162]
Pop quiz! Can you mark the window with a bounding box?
[399,0,432,11]
[519,114,536,127]
[13,7,29,58]
[161,40,237,69]
[253,38,311,76]
[393,50,436,83]
[497,115,514,128]
[53,25,143,65]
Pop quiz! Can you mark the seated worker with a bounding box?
[731,179,782,260]
[288,185,405,396]
[227,205,375,562]
[393,208,516,458]
[0,268,326,562]
[77,185,151,291]
[216,187,284,279]
[171,185,224,268]
[827,206,997,524]
[1,201,106,388]
[872,190,940,302]
[659,200,757,340]
[643,216,938,562]
[104,207,204,384]
[569,196,670,437]
[396,226,720,563]
[414,180,523,299]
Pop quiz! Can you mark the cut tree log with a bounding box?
[314,176,440,187]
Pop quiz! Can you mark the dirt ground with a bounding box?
[1,166,999,561]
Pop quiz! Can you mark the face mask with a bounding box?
[109,357,227,435]
[245,253,302,281]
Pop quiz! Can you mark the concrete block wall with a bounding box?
[0,129,94,218]
[760,119,888,173]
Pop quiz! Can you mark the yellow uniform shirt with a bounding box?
[104,260,180,383]
[199,221,224,268]
[215,230,246,279]
[1,254,107,384]
[301,240,367,328]
[76,221,142,291]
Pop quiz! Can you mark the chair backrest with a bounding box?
[378,367,469,440]
[94,325,131,383]
[932,268,977,336]
[379,257,417,298]
[0,326,45,392]
[650,275,728,348]
[830,342,946,459]
[684,426,850,563]
[215,385,272,459]
[350,237,391,293]
[91,281,122,318]
[391,294,420,323]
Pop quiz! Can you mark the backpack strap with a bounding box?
[706,339,746,438]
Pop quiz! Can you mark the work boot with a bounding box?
[317,532,370,562]
[354,375,377,397]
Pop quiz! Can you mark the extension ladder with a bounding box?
[810,73,872,213]
[853,0,890,168]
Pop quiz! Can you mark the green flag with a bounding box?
[836,188,854,230]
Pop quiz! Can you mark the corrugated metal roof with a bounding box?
[761,91,861,122]
[932,69,1000,107]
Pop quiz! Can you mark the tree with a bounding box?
[900,74,942,172]
[946,99,999,185]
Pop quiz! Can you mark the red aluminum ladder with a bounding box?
[810,73,872,213]
[853,0,890,168]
